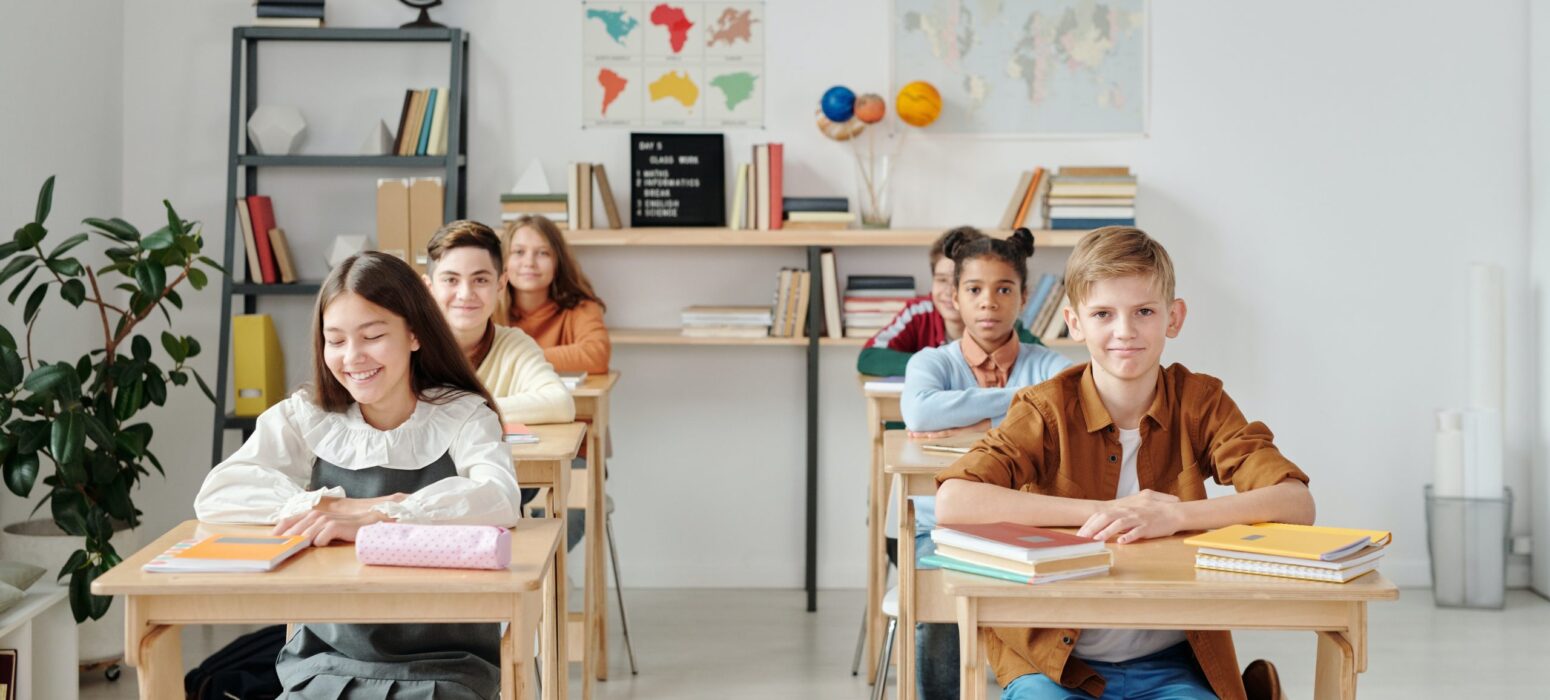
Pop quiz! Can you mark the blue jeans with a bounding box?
[916,622,959,700]
[1001,642,1215,700]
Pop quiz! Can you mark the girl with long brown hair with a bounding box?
[195,251,521,699]
[499,214,611,374]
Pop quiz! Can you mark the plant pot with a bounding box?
[0,518,142,665]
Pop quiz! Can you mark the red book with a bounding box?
[768,143,784,230]
[932,522,1108,564]
[245,195,280,284]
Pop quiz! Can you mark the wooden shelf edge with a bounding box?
[609,328,1082,349]
[564,228,1085,248]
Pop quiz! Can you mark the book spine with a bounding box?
[919,554,1034,584]
[1049,218,1137,230]
[416,88,437,156]
[255,5,325,18]
[782,197,849,212]
[768,143,784,230]
[244,196,280,284]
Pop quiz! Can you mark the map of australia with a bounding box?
[586,8,639,46]
[650,4,695,53]
[648,71,699,109]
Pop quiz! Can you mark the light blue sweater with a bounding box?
[900,340,1072,432]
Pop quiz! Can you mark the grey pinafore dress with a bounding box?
[274,452,500,700]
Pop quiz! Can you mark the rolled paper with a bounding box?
[1433,410,1464,498]
[1462,408,1505,500]
[356,522,511,570]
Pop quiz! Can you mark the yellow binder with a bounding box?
[1183,523,1388,562]
[232,314,285,417]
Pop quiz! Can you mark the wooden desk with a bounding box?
[513,421,587,700]
[859,376,903,684]
[92,519,562,700]
[949,538,1400,700]
[883,429,966,700]
[568,371,619,698]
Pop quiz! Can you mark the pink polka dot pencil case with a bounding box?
[355,522,511,570]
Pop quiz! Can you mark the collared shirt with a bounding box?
[935,362,1310,699]
[467,321,497,370]
[961,335,1022,389]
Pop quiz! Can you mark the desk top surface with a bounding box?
[942,535,1399,601]
[571,371,620,397]
[859,374,905,400]
[883,429,981,475]
[93,519,562,597]
[510,422,586,462]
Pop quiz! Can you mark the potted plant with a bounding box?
[0,176,220,633]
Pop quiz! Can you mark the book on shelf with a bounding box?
[500,193,568,223]
[245,195,281,284]
[559,372,587,390]
[786,211,854,224]
[920,553,1110,585]
[1183,523,1390,562]
[931,522,1108,564]
[408,177,444,271]
[1049,206,1136,220]
[415,88,436,156]
[143,534,310,573]
[256,4,325,19]
[398,90,426,157]
[934,543,1113,578]
[266,228,298,284]
[1040,298,1068,343]
[1015,167,1049,228]
[376,178,411,263]
[1051,218,1137,230]
[391,90,415,155]
[1019,273,1060,330]
[502,421,539,445]
[234,198,261,284]
[783,196,849,213]
[791,267,812,338]
[730,163,751,230]
[1058,165,1131,177]
[846,275,916,291]
[253,16,323,27]
[997,170,1035,230]
[592,163,623,230]
[751,142,784,230]
[682,305,775,326]
[783,220,850,231]
[427,86,451,156]
[819,249,841,338]
[862,376,904,394]
[501,211,568,223]
[682,326,772,339]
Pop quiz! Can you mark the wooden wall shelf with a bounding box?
[608,328,1084,349]
[563,228,1084,248]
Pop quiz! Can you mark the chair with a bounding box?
[869,587,901,700]
[604,494,639,674]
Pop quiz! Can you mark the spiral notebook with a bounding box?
[1194,553,1380,583]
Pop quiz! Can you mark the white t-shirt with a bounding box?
[1072,427,1188,663]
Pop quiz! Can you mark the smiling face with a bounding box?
[506,226,556,295]
[954,256,1027,350]
[931,256,961,323]
[1063,273,1186,383]
[321,291,420,412]
[427,246,502,335]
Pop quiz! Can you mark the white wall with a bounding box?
[0,1,124,529]
[1531,2,1550,597]
[43,0,1536,588]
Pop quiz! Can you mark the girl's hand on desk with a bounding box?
[1077,491,1183,544]
[272,503,400,546]
[908,418,991,440]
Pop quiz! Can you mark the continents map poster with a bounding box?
[893,0,1147,136]
[583,2,765,128]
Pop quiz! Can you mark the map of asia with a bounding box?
[583,2,765,128]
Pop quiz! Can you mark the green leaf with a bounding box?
[163,200,184,236]
[131,335,150,362]
[59,278,85,307]
[144,369,166,406]
[22,363,73,395]
[112,430,144,459]
[22,284,47,324]
[7,266,38,304]
[0,242,19,260]
[112,378,143,421]
[187,267,208,290]
[83,217,139,242]
[80,411,113,449]
[11,421,48,454]
[67,567,92,622]
[34,176,55,225]
[133,261,165,296]
[88,451,117,486]
[15,222,46,249]
[0,255,37,288]
[191,369,215,403]
[168,370,188,386]
[164,288,182,310]
[50,488,87,535]
[47,232,88,260]
[102,477,134,519]
[0,347,22,391]
[0,326,13,350]
[57,549,88,583]
[46,257,82,276]
[186,336,202,358]
[145,451,165,477]
[197,256,228,275]
[0,434,13,462]
[3,452,38,497]
[75,355,92,382]
[50,410,84,469]
[141,229,174,251]
[160,331,185,363]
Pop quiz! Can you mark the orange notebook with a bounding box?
[143,534,310,573]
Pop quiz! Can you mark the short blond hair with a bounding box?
[1064,226,1175,308]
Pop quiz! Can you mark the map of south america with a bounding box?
[597,69,629,116]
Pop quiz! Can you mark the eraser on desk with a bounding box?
[356,522,511,570]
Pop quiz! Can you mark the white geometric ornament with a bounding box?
[359,119,393,155]
[511,160,552,195]
[246,106,307,156]
[329,234,369,269]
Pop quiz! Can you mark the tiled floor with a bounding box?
[80,587,1550,698]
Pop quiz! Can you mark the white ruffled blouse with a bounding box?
[194,389,522,526]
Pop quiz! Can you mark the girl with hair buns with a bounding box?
[194,251,522,699]
[897,228,1073,699]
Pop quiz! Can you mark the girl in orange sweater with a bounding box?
[498,215,611,374]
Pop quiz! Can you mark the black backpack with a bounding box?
[184,624,286,700]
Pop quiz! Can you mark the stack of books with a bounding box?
[566,162,623,231]
[1047,166,1137,230]
[391,88,452,157]
[740,143,783,230]
[767,267,813,338]
[1184,523,1391,584]
[233,196,298,284]
[500,193,568,226]
[681,306,774,339]
[254,0,324,28]
[782,197,852,230]
[843,275,915,339]
[922,522,1113,584]
[997,167,1050,230]
[559,372,587,390]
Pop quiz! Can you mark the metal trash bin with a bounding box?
[1425,485,1511,609]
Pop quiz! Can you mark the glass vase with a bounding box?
[852,131,896,229]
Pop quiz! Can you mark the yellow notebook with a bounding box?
[142,534,310,573]
[1184,523,1387,561]
[232,314,285,417]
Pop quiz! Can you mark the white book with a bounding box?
[862,377,904,394]
[1048,206,1136,219]
[1195,554,1380,583]
[1196,545,1385,571]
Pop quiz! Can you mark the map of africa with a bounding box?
[586,8,639,46]
[650,4,695,53]
[893,0,1146,134]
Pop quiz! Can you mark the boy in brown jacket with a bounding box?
[935,227,1314,700]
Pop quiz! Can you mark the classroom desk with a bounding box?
[568,371,619,698]
[884,428,967,700]
[949,538,1400,700]
[513,421,587,700]
[92,518,562,700]
[859,375,903,684]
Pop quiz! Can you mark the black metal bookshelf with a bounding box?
[210,26,470,461]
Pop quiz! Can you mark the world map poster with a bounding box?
[893,0,1147,136]
[583,2,765,128]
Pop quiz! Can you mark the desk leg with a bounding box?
[1314,631,1357,700]
[957,597,985,700]
[507,591,543,700]
[584,429,608,699]
[897,492,917,700]
[136,624,182,700]
[542,474,570,700]
[866,427,886,684]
